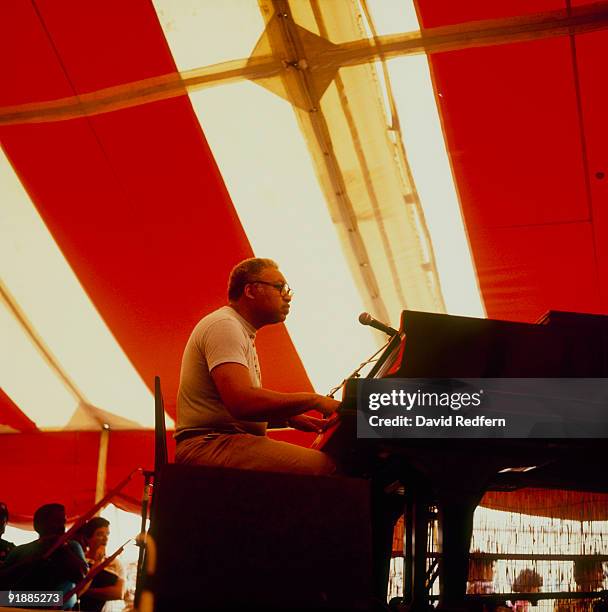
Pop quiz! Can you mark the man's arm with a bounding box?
[82,578,125,602]
[211,363,339,421]
[58,540,88,583]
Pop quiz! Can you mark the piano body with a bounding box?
[315,310,608,610]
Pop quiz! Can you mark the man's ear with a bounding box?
[243,284,256,300]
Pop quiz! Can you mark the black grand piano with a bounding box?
[314,309,608,610]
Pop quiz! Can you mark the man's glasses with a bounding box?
[251,281,294,298]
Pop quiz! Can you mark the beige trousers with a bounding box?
[175,433,336,476]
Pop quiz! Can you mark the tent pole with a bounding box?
[95,424,110,503]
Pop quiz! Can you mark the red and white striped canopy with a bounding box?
[1,0,607,524]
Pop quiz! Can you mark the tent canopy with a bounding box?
[1,0,607,524]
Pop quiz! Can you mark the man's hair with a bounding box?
[0,502,8,521]
[33,503,64,535]
[228,258,278,301]
[83,516,110,540]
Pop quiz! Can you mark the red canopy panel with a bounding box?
[415,0,608,320]
[0,0,313,421]
[415,0,563,27]
[0,432,100,527]
[105,430,174,516]
[575,29,608,309]
[0,1,72,107]
[0,427,315,527]
[0,430,179,527]
[471,223,600,321]
[33,0,175,93]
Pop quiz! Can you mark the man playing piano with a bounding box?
[175,257,339,475]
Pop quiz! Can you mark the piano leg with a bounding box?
[398,449,509,610]
[403,494,414,604]
[369,457,433,608]
[436,491,484,610]
[411,493,434,611]
[371,484,407,603]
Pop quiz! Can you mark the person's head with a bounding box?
[83,516,110,551]
[0,502,8,536]
[228,258,293,328]
[33,503,66,537]
[513,567,543,593]
[574,558,605,590]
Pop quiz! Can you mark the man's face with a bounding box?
[45,508,66,537]
[247,266,292,325]
[87,526,110,551]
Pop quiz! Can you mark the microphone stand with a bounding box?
[328,337,393,398]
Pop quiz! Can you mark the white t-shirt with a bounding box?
[101,558,124,612]
[176,306,266,436]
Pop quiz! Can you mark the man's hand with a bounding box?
[310,395,341,417]
[288,414,332,433]
[91,545,105,564]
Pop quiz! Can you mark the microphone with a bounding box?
[358,312,399,337]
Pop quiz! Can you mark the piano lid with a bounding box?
[389,309,608,378]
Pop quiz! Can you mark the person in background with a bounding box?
[78,516,125,612]
[554,558,606,612]
[0,502,15,566]
[511,567,543,611]
[2,503,87,609]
